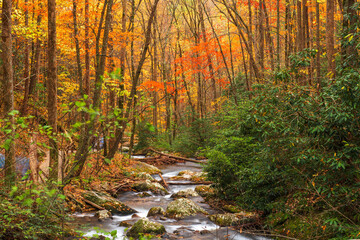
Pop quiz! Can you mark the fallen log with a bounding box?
[82,199,105,210]
[158,173,169,190]
[148,148,205,163]
[167,181,212,185]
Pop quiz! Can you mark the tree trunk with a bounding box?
[326,0,335,78]
[47,0,59,180]
[1,0,16,186]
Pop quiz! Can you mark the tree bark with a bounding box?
[1,0,16,186]
[47,0,59,180]
[326,0,335,78]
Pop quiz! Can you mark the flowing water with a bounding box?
[73,158,268,240]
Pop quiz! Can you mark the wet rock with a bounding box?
[119,221,132,227]
[160,216,167,221]
[132,180,169,195]
[170,170,206,182]
[138,192,152,198]
[126,218,166,238]
[81,190,136,215]
[129,161,161,174]
[132,214,141,218]
[166,198,208,219]
[132,172,155,181]
[208,213,240,226]
[200,229,211,235]
[170,188,199,198]
[94,210,112,221]
[147,207,166,217]
[209,213,255,227]
[195,185,215,198]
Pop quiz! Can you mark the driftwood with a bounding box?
[158,173,169,190]
[167,181,212,185]
[148,148,205,163]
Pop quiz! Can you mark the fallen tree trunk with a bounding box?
[148,148,205,163]
[159,173,169,190]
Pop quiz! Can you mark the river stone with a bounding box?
[95,210,112,221]
[195,185,215,198]
[209,213,240,226]
[170,188,199,198]
[133,172,155,181]
[147,207,166,217]
[209,213,255,227]
[82,190,136,214]
[119,221,132,227]
[126,218,166,238]
[170,170,207,182]
[166,198,208,219]
[132,180,169,195]
[129,161,161,174]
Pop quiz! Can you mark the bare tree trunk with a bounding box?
[326,0,335,78]
[316,0,321,90]
[1,0,16,186]
[47,0,59,180]
[21,0,30,116]
[84,0,90,96]
[73,0,83,93]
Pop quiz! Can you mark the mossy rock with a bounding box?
[126,218,166,238]
[138,192,152,198]
[82,190,136,214]
[209,213,240,227]
[129,161,161,174]
[170,188,199,198]
[209,213,255,227]
[166,198,208,219]
[132,180,168,195]
[119,221,132,227]
[223,204,242,213]
[132,172,155,181]
[170,170,207,182]
[195,185,215,198]
[94,210,112,221]
[147,207,166,217]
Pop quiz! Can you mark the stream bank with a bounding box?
[71,157,268,240]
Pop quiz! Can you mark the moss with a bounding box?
[195,185,215,198]
[132,180,168,195]
[126,218,166,238]
[129,161,161,174]
[82,191,136,214]
[166,198,208,219]
[170,188,199,198]
[147,207,165,217]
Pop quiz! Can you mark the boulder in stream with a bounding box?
[81,190,136,214]
[129,161,161,174]
[126,218,166,238]
[147,207,165,217]
[170,170,207,182]
[94,210,112,221]
[166,198,208,219]
[170,188,199,198]
[195,185,215,198]
[209,213,255,227]
[132,180,169,195]
[132,172,155,181]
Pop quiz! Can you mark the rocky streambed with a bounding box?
[72,158,268,240]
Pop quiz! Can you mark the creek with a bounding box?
[73,157,268,240]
